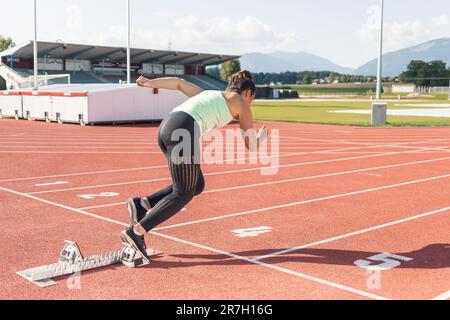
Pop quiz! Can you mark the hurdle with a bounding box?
[17,240,159,288]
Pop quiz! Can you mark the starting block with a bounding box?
[16,240,159,288]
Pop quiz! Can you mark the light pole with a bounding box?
[126,0,131,86]
[376,0,384,100]
[33,0,38,90]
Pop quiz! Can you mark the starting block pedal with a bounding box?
[16,240,160,288]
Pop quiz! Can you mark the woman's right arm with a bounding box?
[137,76,203,98]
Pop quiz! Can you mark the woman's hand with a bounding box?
[257,125,268,145]
[136,76,152,88]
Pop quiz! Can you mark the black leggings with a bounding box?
[139,112,205,232]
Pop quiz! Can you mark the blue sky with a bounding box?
[1,0,449,68]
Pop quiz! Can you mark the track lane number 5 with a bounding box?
[354,253,413,271]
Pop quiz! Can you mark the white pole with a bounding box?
[127,0,131,86]
[33,0,38,90]
[376,0,384,100]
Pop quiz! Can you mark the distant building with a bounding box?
[256,86,299,100]
[391,84,416,94]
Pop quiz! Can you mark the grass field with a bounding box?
[252,94,450,127]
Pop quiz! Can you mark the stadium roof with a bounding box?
[0,41,239,66]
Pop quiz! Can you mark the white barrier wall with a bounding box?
[0,92,22,118]
[0,84,188,124]
[86,85,187,123]
[22,94,89,122]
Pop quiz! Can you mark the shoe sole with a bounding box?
[120,231,150,263]
[127,198,138,226]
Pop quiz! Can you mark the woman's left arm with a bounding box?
[137,76,203,98]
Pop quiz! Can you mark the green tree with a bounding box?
[220,60,241,82]
[303,73,312,84]
[340,74,348,83]
[0,35,15,90]
[400,60,448,87]
[0,35,14,51]
[329,72,336,83]
[428,60,449,86]
[206,66,220,79]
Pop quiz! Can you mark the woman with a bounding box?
[121,70,267,261]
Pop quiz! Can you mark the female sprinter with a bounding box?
[121,70,267,261]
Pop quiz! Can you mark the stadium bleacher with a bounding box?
[0,41,237,91]
[11,68,227,90]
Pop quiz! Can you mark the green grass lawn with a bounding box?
[252,95,450,127]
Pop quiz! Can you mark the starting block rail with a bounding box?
[17,241,159,288]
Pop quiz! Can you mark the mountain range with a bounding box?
[240,38,450,77]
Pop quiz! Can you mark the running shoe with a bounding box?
[120,227,150,263]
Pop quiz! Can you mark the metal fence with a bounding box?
[428,87,450,94]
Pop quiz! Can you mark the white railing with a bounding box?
[0,63,71,89]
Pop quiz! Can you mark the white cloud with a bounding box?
[432,15,449,27]
[89,14,302,54]
[157,10,170,18]
[357,10,450,52]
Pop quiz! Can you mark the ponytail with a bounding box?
[226,70,256,95]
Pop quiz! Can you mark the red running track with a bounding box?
[0,118,449,300]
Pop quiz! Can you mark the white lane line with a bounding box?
[202,156,450,195]
[35,181,68,187]
[0,145,358,183]
[150,231,389,300]
[0,145,386,184]
[0,142,158,145]
[0,151,164,154]
[0,146,165,149]
[253,206,450,261]
[37,153,450,198]
[283,136,450,149]
[0,138,442,183]
[22,148,425,195]
[0,165,169,183]
[433,290,450,300]
[0,187,128,227]
[0,186,388,300]
[153,172,450,232]
[80,202,127,210]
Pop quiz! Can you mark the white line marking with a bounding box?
[0,138,440,183]
[69,155,450,210]
[283,136,450,150]
[0,146,164,149]
[80,202,127,210]
[0,165,168,183]
[27,149,450,195]
[150,231,389,300]
[232,227,273,238]
[201,156,450,195]
[253,206,450,261]
[153,172,450,231]
[35,181,68,187]
[78,192,120,200]
[433,290,450,300]
[0,186,388,300]
[0,151,164,154]
[0,187,127,227]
